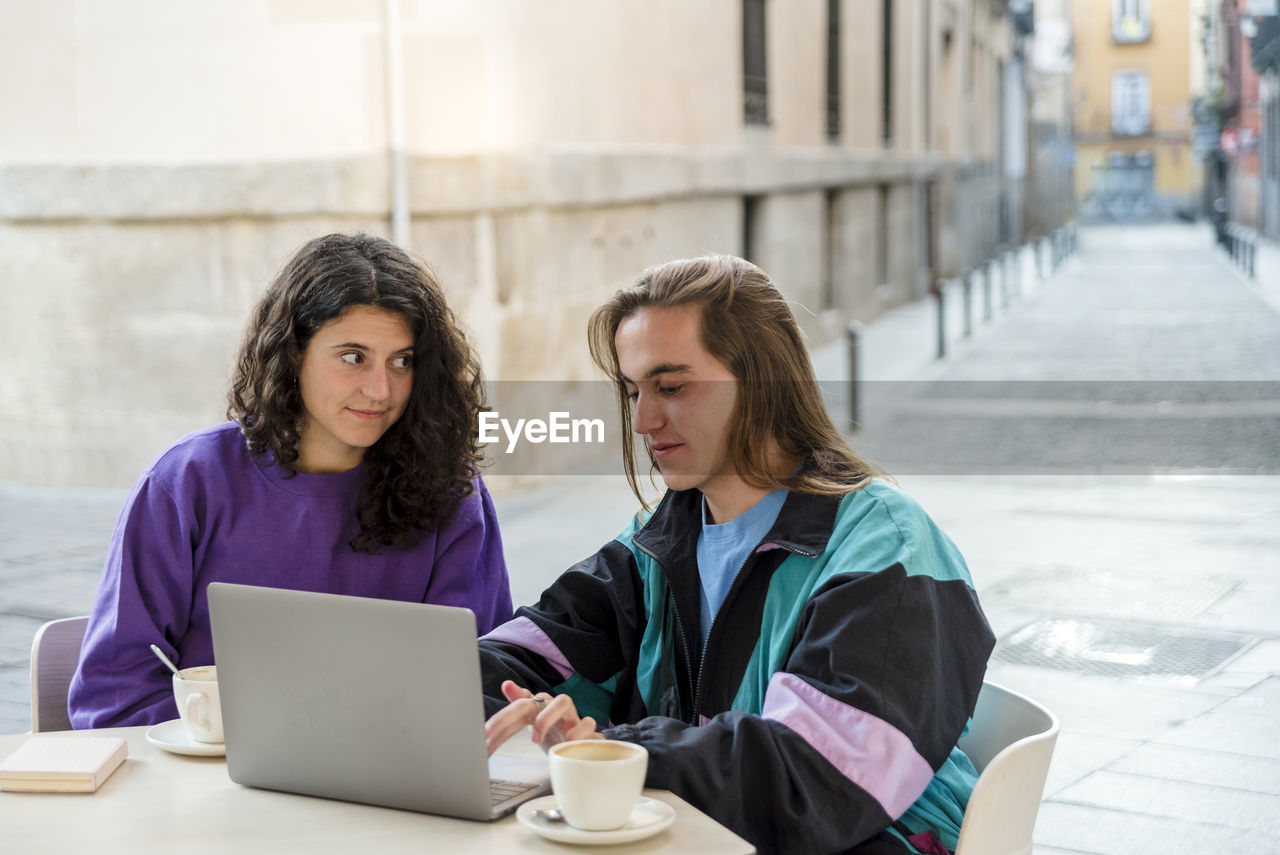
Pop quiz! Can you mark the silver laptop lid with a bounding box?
[208,582,524,820]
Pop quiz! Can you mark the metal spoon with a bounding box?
[149,644,182,677]
[531,807,566,823]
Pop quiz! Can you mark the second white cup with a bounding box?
[173,665,223,743]
[548,739,648,831]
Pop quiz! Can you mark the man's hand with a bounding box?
[484,679,604,755]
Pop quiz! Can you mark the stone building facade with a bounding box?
[1,0,1033,486]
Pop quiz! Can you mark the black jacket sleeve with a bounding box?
[478,540,646,719]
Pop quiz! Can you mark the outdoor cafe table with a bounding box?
[0,726,755,854]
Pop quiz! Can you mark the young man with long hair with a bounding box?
[70,233,512,728]
[481,256,993,855]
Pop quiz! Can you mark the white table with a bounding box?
[0,727,754,854]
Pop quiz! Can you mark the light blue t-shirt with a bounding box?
[696,489,788,646]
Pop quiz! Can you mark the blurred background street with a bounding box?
[4,2,1280,853]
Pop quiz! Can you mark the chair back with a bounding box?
[29,616,90,732]
[954,681,1059,855]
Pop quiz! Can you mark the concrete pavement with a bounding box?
[2,223,1278,854]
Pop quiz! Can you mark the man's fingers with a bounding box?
[487,686,592,755]
[485,692,537,756]
[501,680,532,703]
[485,713,529,756]
[531,694,584,742]
[563,716,601,742]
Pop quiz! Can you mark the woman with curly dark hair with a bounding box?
[70,233,512,729]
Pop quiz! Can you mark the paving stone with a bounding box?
[988,565,1238,623]
[0,568,103,617]
[1197,668,1269,692]
[1199,583,1280,636]
[1035,801,1273,855]
[0,664,27,700]
[1109,742,1280,795]
[1148,539,1280,584]
[1042,732,1142,797]
[1222,640,1280,674]
[0,614,45,661]
[1237,674,1280,703]
[0,717,28,736]
[1054,770,1280,834]
[0,694,31,734]
[1156,705,1280,761]
[981,663,1226,741]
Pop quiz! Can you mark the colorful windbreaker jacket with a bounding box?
[479,479,995,855]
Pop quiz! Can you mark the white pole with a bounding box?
[383,0,410,247]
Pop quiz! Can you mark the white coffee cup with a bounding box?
[173,665,223,743]
[548,739,649,831]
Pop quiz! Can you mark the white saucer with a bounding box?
[144,719,226,757]
[516,795,675,845]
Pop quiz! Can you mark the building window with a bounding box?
[1112,0,1151,43]
[826,0,840,140]
[744,0,769,125]
[743,195,762,262]
[822,189,839,309]
[1112,70,1151,135]
[882,0,893,145]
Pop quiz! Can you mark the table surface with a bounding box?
[0,726,754,854]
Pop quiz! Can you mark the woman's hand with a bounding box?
[484,679,604,755]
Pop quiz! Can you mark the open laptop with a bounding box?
[207,582,550,820]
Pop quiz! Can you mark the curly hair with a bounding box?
[588,254,885,508]
[227,233,486,553]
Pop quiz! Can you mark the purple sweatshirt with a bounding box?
[69,422,512,728]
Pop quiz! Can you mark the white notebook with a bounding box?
[0,735,128,793]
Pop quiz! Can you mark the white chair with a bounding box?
[29,615,90,732]
[954,681,1060,855]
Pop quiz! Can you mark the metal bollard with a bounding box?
[1010,247,1022,298]
[999,252,1010,310]
[983,262,993,321]
[934,280,947,360]
[963,272,973,337]
[1009,247,1021,298]
[847,321,862,430]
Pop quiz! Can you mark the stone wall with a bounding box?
[0,0,1020,486]
[0,147,995,486]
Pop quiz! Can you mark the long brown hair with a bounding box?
[228,233,486,552]
[588,255,884,507]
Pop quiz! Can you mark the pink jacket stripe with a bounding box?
[480,615,575,680]
[761,672,934,820]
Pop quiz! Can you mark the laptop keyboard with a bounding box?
[490,778,540,806]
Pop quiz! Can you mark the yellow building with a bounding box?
[1072,0,1201,217]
